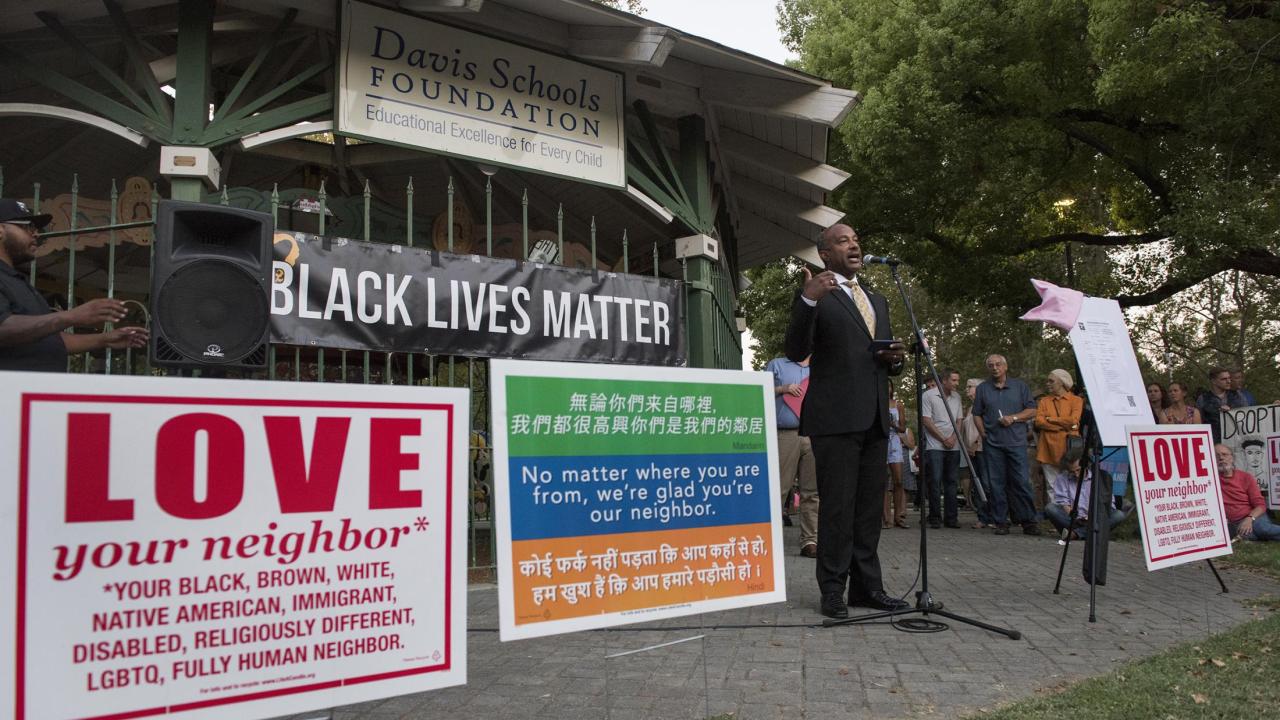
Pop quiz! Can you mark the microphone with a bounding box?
[862,254,902,266]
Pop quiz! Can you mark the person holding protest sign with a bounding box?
[1216,444,1280,542]
[1197,368,1246,442]
[785,223,908,619]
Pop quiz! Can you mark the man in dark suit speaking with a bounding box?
[785,223,908,619]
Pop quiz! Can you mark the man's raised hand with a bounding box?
[801,266,840,302]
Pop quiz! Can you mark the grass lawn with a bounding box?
[1218,539,1280,579]
[982,508,1280,720]
[1110,504,1280,580]
[967,606,1280,719]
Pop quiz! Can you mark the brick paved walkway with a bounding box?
[279,511,1279,720]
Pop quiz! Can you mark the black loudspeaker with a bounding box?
[150,200,273,369]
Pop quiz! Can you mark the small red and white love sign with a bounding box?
[0,372,468,720]
[1126,425,1232,571]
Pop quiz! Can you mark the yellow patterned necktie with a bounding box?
[843,279,876,331]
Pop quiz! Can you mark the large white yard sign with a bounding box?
[0,373,468,719]
[1126,425,1232,572]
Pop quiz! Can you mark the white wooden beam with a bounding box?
[731,174,844,229]
[625,184,675,224]
[736,210,813,262]
[569,26,678,67]
[701,68,860,127]
[790,244,822,268]
[718,127,850,193]
[626,71,703,120]
[0,103,149,146]
[239,121,332,150]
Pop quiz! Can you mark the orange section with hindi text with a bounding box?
[509,523,775,626]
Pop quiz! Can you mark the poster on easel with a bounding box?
[1067,297,1155,446]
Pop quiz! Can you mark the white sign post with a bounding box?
[0,373,468,720]
[337,0,627,188]
[1126,425,1232,571]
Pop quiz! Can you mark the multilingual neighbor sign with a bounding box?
[1126,425,1232,572]
[337,0,626,188]
[491,361,785,641]
[0,373,468,720]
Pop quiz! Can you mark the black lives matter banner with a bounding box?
[270,231,686,365]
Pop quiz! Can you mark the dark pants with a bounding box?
[984,444,1036,526]
[811,428,888,600]
[924,449,960,524]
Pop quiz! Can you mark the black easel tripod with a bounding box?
[1052,395,1229,621]
[1049,397,1111,622]
[823,261,1021,640]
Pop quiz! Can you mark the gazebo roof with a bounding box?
[0,0,855,268]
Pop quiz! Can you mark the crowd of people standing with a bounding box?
[774,357,1278,551]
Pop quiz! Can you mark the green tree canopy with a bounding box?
[777,0,1280,309]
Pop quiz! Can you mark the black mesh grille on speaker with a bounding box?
[154,260,268,364]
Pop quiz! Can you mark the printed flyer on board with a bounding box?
[491,360,785,641]
[0,373,468,720]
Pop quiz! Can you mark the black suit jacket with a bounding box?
[784,281,900,437]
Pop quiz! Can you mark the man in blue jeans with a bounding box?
[971,354,1041,536]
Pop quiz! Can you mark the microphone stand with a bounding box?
[824,262,1020,640]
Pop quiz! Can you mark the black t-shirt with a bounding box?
[0,261,67,372]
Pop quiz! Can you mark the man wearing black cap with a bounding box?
[0,199,147,372]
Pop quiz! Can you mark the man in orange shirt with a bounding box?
[1215,444,1280,542]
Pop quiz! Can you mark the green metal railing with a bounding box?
[3,169,745,576]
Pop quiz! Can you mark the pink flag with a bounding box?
[1019,279,1084,331]
[783,377,808,418]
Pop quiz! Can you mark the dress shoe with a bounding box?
[849,590,910,611]
[944,520,960,529]
[993,525,1010,535]
[1022,522,1043,536]
[928,518,942,529]
[821,594,848,619]
[799,543,817,558]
